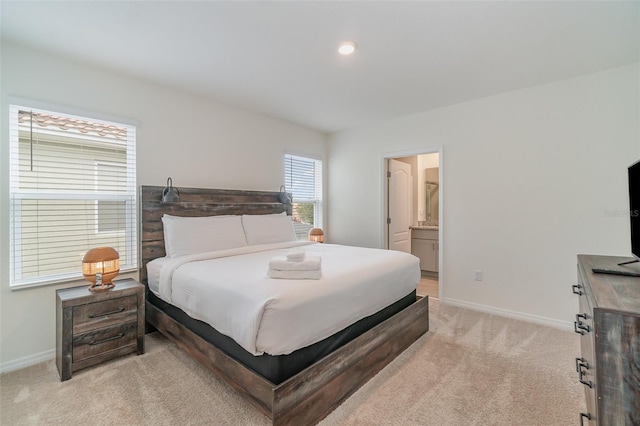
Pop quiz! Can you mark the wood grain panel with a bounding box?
[595,310,640,425]
[578,255,640,313]
[141,186,285,204]
[71,345,139,373]
[72,321,137,362]
[72,295,138,334]
[146,301,275,416]
[273,296,429,425]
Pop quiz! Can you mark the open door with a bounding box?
[387,159,412,253]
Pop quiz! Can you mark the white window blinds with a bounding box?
[284,154,323,240]
[9,105,137,288]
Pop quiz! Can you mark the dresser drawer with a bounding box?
[72,321,138,362]
[72,295,138,334]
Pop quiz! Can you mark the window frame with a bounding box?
[8,104,137,289]
[284,153,324,240]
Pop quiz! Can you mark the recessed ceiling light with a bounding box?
[338,41,358,55]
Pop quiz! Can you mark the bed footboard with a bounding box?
[146,295,429,425]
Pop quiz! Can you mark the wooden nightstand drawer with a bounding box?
[73,295,138,334]
[72,321,138,362]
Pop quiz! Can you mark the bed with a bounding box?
[139,186,429,425]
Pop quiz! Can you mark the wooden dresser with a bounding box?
[56,279,145,381]
[574,255,640,425]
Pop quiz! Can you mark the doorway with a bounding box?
[382,147,443,300]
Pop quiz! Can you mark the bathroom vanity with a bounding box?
[411,226,439,273]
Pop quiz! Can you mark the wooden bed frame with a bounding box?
[139,185,429,425]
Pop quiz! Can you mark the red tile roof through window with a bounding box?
[18,110,127,141]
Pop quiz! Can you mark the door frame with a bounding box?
[381,146,444,298]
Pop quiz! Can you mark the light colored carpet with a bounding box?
[0,299,585,425]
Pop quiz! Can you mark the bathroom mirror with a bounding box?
[425,167,439,224]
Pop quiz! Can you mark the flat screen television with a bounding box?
[591,161,640,276]
[627,159,640,264]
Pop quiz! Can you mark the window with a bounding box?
[9,106,137,288]
[284,154,323,240]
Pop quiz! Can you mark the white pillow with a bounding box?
[242,214,297,245]
[161,214,247,257]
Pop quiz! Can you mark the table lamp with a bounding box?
[82,247,119,291]
[308,228,324,243]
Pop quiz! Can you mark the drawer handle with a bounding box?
[575,357,589,373]
[574,314,591,334]
[571,284,584,296]
[580,412,592,425]
[578,365,593,388]
[89,333,125,346]
[88,307,125,318]
[577,323,591,332]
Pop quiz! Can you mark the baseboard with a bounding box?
[440,297,573,332]
[0,349,55,374]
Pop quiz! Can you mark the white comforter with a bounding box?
[150,242,420,356]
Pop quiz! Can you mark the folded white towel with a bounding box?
[268,269,321,280]
[286,249,306,261]
[269,256,321,271]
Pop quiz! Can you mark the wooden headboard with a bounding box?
[138,186,291,284]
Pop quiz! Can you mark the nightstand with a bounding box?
[56,278,145,381]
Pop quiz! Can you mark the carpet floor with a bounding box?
[0,298,585,425]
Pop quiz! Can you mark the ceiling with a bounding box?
[2,1,639,134]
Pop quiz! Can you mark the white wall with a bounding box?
[328,63,640,326]
[0,41,326,370]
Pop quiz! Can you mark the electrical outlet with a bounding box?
[474,270,483,281]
